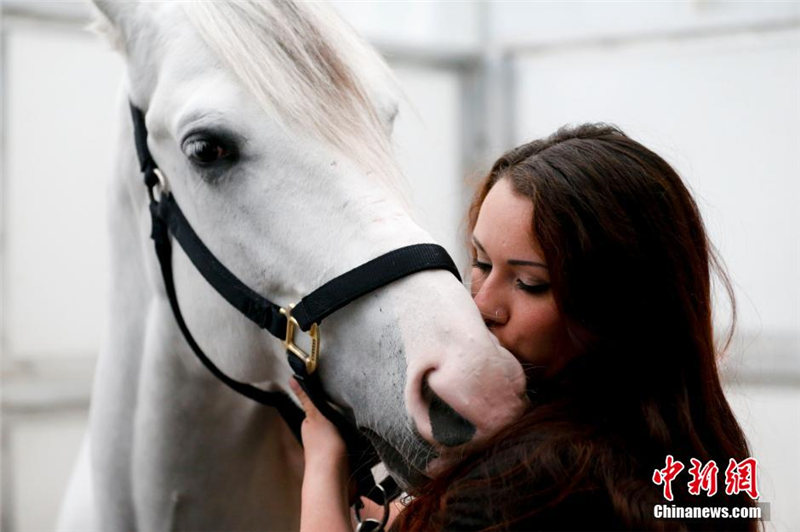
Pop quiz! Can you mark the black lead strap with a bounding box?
[130,103,460,507]
[149,201,306,441]
[151,194,289,338]
[150,192,388,500]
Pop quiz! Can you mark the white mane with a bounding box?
[183,1,404,188]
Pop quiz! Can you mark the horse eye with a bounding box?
[182,136,234,166]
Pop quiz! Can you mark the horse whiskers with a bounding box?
[399,430,436,473]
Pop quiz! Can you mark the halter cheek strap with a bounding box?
[130,103,461,505]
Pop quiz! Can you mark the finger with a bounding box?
[288,378,314,414]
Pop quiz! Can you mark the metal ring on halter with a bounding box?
[152,168,169,202]
[279,304,320,374]
[354,483,389,532]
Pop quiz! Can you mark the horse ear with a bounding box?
[87,0,142,52]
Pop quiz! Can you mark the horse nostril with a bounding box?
[421,373,476,447]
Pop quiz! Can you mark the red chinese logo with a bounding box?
[724,457,759,500]
[652,455,685,501]
[687,458,719,496]
[652,455,760,501]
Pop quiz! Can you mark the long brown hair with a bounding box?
[393,124,757,531]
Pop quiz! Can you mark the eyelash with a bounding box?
[516,280,551,294]
[471,259,491,272]
[471,260,551,295]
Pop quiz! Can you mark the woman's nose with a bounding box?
[473,278,509,326]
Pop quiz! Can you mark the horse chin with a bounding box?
[359,427,435,490]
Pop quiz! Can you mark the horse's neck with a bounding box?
[88,104,302,531]
[134,308,302,530]
[88,105,152,529]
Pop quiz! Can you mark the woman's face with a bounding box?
[471,178,568,375]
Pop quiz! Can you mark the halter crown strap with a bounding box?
[130,105,159,189]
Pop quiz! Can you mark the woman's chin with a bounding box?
[424,446,475,477]
[425,455,452,477]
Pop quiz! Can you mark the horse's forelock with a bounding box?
[181,0,405,193]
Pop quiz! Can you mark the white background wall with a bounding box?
[2,1,798,531]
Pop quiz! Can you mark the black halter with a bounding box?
[129,104,461,507]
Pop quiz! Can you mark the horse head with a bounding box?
[92,0,527,487]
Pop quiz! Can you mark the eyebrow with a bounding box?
[472,236,548,270]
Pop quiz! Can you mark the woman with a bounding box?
[292,124,759,531]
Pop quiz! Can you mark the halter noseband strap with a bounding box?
[130,103,460,505]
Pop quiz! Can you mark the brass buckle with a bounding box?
[280,304,319,374]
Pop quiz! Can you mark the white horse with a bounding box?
[58,1,527,530]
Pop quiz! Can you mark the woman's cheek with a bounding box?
[513,300,563,364]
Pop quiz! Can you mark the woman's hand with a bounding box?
[290,378,348,467]
[290,378,402,531]
[290,378,352,532]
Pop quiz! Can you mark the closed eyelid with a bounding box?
[471,236,487,256]
[471,259,491,273]
[471,240,489,264]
